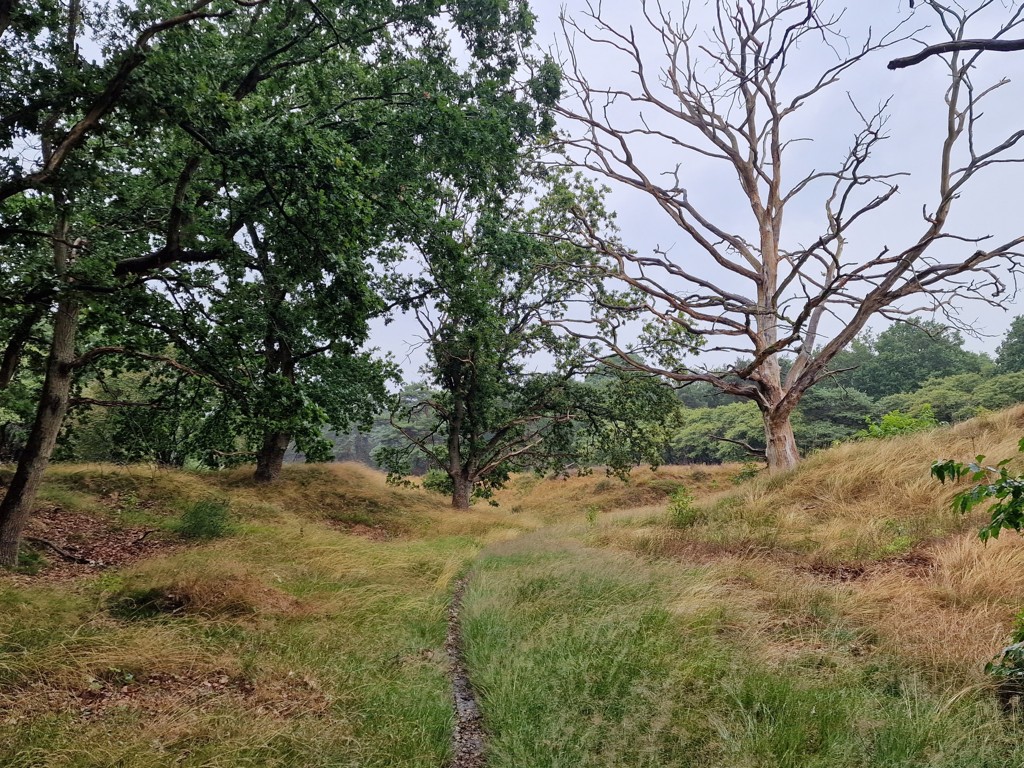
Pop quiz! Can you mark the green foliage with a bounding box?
[377,167,677,505]
[667,486,702,528]
[831,322,989,399]
[421,469,453,496]
[732,461,763,485]
[857,406,939,439]
[997,316,1024,373]
[666,401,765,464]
[984,642,1024,687]
[175,498,232,540]
[932,439,1024,541]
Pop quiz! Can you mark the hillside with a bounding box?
[4,410,1024,765]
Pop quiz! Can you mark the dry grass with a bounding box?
[493,463,742,523]
[577,406,1024,689]
[1,460,529,766]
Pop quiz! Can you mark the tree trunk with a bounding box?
[451,474,472,510]
[0,297,79,567]
[762,408,800,474]
[254,430,290,483]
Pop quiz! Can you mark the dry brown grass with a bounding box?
[637,405,1024,564]
[493,463,742,522]
[573,407,1024,684]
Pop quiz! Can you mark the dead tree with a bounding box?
[555,0,1024,472]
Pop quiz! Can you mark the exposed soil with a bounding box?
[0,669,332,724]
[3,505,178,583]
[447,575,487,768]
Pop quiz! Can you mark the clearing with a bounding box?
[5,408,1024,765]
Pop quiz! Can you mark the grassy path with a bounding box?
[459,526,1024,767]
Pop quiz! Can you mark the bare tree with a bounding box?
[554,0,1024,472]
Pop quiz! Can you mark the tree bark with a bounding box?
[254,430,289,483]
[0,296,79,567]
[451,473,472,510]
[762,408,800,474]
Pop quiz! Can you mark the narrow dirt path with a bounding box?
[446,574,487,768]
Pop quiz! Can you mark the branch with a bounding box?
[889,38,1024,69]
[69,397,167,409]
[68,347,212,382]
[0,0,245,202]
[709,434,766,458]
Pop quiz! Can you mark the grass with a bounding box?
[0,462,531,767]
[461,532,1024,767]
[7,411,1024,765]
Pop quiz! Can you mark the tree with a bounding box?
[997,317,1024,373]
[831,321,988,399]
[554,0,1024,472]
[0,0,550,563]
[378,172,675,508]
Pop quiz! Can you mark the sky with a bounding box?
[378,0,1024,377]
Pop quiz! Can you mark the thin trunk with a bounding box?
[254,430,289,483]
[451,473,472,510]
[762,408,799,473]
[0,296,78,567]
[0,305,44,389]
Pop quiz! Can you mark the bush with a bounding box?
[732,461,762,485]
[856,405,939,439]
[667,486,702,528]
[421,468,453,496]
[176,498,232,540]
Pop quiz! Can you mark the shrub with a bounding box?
[732,461,762,485]
[176,498,232,540]
[421,468,453,496]
[667,486,702,528]
[856,405,939,439]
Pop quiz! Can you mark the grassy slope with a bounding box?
[462,408,1024,766]
[7,410,1024,766]
[0,463,530,767]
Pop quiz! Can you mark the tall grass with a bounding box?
[462,534,1024,767]
[0,462,531,767]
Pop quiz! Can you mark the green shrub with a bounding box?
[176,498,232,539]
[421,469,453,496]
[667,486,702,528]
[856,405,938,439]
[731,461,762,485]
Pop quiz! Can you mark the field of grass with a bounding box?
[5,411,1024,765]
[0,463,529,767]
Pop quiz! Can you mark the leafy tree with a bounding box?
[878,373,984,423]
[0,0,553,564]
[377,172,675,508]
[793,386,876,451]
[997,316,1024,373]
[553,1,1024,473]
[666,402,767,465]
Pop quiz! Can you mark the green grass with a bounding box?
[461,529,1024,767]
[8,451,1024,766]
[0,464,517,767]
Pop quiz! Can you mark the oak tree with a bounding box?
[555,0,1024,472]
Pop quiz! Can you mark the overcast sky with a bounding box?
[376,0,1024,378]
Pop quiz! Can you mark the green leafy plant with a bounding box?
[176,499,232,540]
[932,438,1024,541]
[667,486,702,528]
[421,469,454,496]
[857,406,939,439]
[732,461,762,485]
